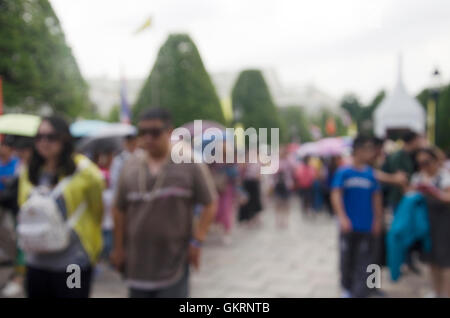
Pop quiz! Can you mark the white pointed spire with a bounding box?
[396,53,405,91]
[373,54,426,137]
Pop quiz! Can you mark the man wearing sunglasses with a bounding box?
[111,108,217,298]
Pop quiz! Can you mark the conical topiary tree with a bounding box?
[133,34,225,127]
[0,0,94,118]
[231,70,285,144]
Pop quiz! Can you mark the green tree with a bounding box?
[105,105,120,123]
[312,109,347,137]
[360,90,385,134]
[417,85,450,152]
[133,34,225,127]
[435,85,450,152]
[279,106,312,143]
[416,88,430,112]
[340,94,363,127]
[340,90,385,135]
[0,0,94,118]
[231,70,285,144]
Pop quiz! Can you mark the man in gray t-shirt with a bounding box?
[111,108,217,298]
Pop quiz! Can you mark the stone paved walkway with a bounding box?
[91,199,432,298]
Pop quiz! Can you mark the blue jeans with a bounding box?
[101,230,114,260]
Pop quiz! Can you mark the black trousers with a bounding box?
[26,266,92,298]
[339,232,375,298]
[297,188,313,213]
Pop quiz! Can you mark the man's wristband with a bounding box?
[190,238,203,248]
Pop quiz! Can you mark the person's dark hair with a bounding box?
[415,147,439,162]
[139,107,172,127]
[14,136,34,150]
[372,137,384,148]
[401,131,419,144]
[303,155,310,164]
[352,135,374,151]
[125,133,137,141]
[29,116,76,186]
[2,135,15,147]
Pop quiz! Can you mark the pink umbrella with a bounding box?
[317,137,347,156]
[297,142,320,157]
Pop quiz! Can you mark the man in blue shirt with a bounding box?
[331,135,383,298]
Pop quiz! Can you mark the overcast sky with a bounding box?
[50,0,450,103]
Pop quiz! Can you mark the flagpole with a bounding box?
[133,16,158,108]
[119,63,131,124]
[117,16,153,122]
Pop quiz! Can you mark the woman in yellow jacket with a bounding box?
[18,116,104,298]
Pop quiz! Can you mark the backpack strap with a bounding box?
[50,158,90,200]
[66,201,87,228]
[49,158,90,228]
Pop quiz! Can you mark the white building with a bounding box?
[374,59,426,138]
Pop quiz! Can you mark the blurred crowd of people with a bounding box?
[0,108,449,298]
[266,131,450,298]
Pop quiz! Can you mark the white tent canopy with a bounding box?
[374,58,426,138]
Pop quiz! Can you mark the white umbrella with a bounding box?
[92,123,137,138]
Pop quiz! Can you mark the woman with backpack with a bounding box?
[17,116,104,298]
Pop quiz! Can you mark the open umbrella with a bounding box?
[76,123,137,155]
[76,136,123,156]
[0,114,41,137]
[93,123,137,138]
[316,137,346,156]
[180,120,227,153]
[297,142,320,158]
[70,120,110,138]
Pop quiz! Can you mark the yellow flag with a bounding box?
[134,17,152,35]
